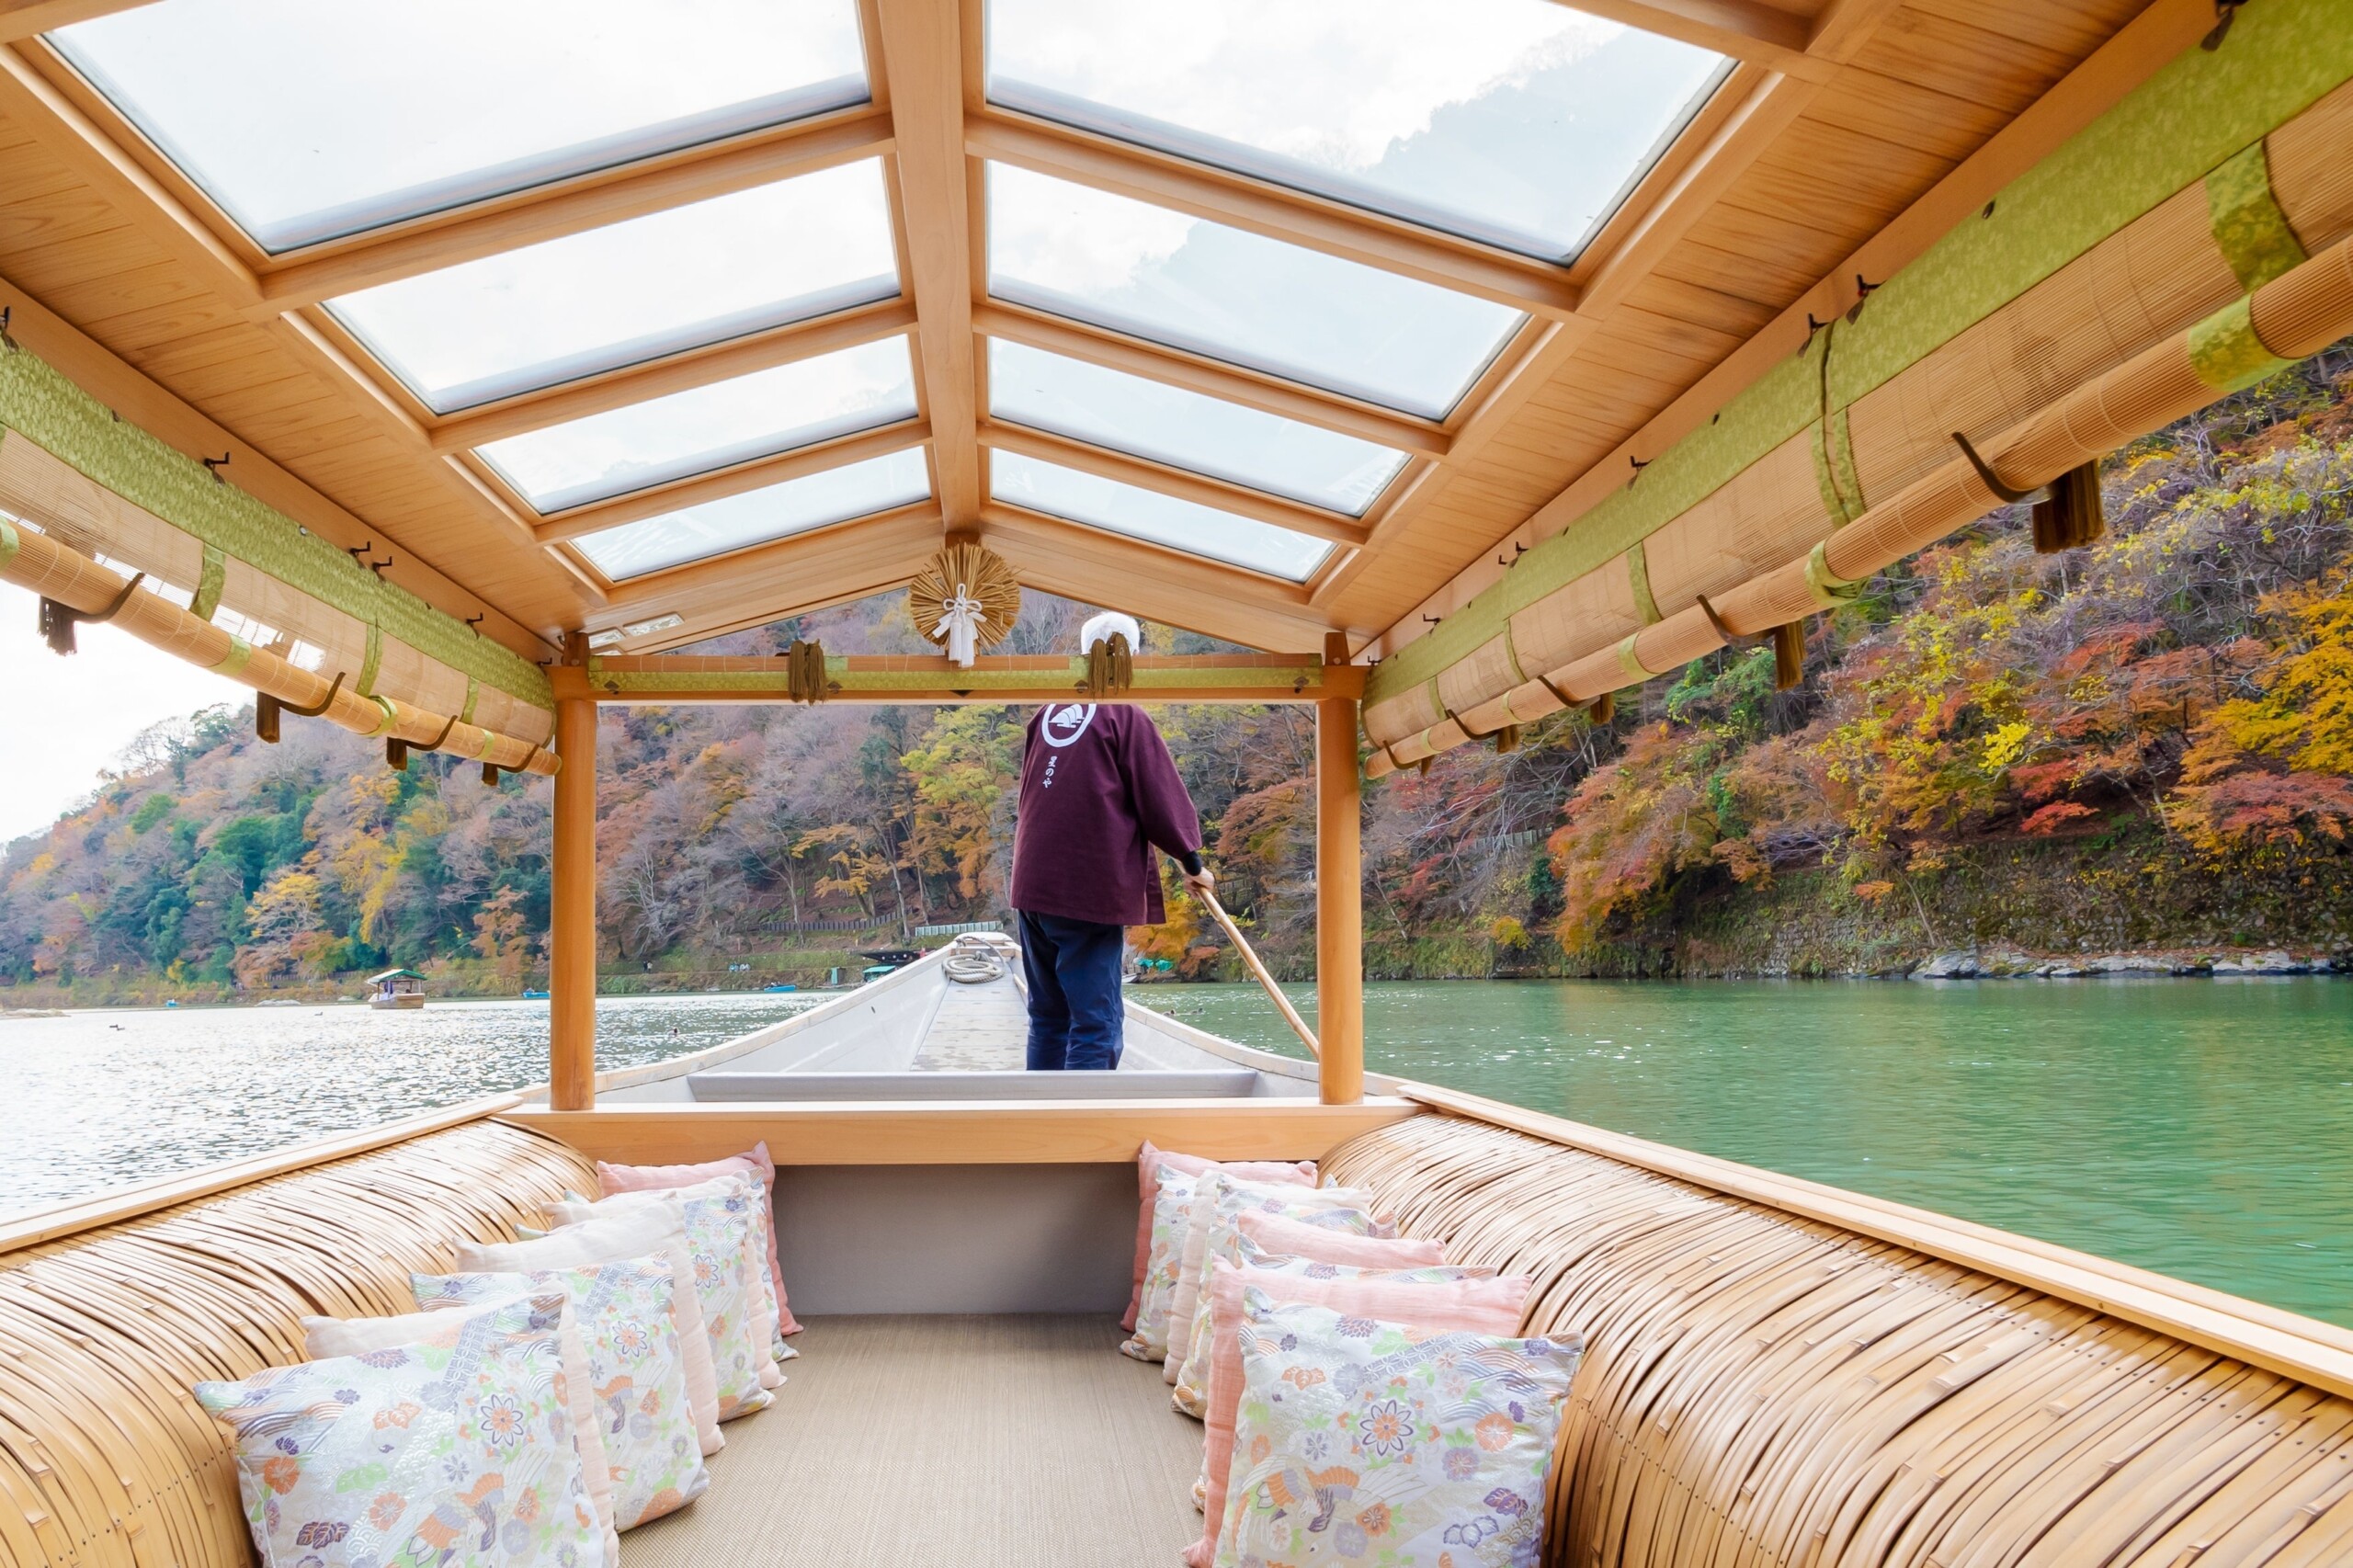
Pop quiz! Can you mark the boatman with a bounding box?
[1008,612,1212,1071]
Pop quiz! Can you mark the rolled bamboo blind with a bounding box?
[1322,1112,2353,1568]
[1363,33,2353,778]
[0,1119,592,1568]
[0,516,560,777]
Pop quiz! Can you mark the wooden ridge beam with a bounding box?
[254,110,895,307]
[0,0,145,43]
[428,301,919,454]
[974,301,1449,458]
[968,112,1581,323]
[977,419,1369,548]
[873,0,981,528]
[530,420,933,543]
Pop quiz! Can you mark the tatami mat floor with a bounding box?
[621,1314,1206,1566]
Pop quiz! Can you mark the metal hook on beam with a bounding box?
[1950,431,2049,506]
[255,670,345,744]
[40,572,144,654]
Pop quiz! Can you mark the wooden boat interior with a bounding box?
[3,0,2352,1562]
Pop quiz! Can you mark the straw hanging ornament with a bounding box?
[909,541,1020,667]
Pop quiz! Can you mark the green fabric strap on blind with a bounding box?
[1615,633,1652,685]
[1625,543,1662,625]
[1827,406,1865,520]
[460,677,479,726]
[2206,140,2308,291]
[1805,541,1867,608]
[189,544,225,621]
[1809,418,1847,522]
[358,623,382,696]
[1499,624,1527,685]
[0,517,17,572]
[2188,295,2289,391]
[366,693,398,736]
[210,634,253,676]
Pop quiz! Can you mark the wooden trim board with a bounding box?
[502,1097,1418,1166]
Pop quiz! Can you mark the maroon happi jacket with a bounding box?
[1008,702,1204,927]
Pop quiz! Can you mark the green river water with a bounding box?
[1139,977,2353,1329]
[2,979,2346,1328]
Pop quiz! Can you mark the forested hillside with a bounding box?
[5,343,2352,1003]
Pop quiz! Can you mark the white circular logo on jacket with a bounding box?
[1040,703,1097,747]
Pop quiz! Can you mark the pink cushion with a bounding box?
[1233,1211,1444,1270]
[1187,1259,1532,1568]
[599,1142,799,1335]
[1121,1143,1313,1331]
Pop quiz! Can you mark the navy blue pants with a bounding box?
[1017,910,1125,1071]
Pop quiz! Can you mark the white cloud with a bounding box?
[0,581,243,845]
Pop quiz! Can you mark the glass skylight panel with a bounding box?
[988,165,1521,419]
[987,340,1405,516]
[479,339,918,513]
[328,163,898,412]
[987,0,1724,262]
[574,448,929,580]
[51,0,870,253]
[991,451,1332,581]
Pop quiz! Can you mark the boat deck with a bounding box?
[623,1315,1203,1567]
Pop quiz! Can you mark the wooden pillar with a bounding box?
[550,645,597,1112]
[1316,633,1365,1105]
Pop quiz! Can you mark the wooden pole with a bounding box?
[550,636,597,1111]
[1199,890,1319,1060]
[1316,633,1365,1105]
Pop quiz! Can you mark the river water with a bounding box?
[3,979,2347,1329]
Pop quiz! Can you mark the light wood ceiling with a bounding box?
[0,0,2161,663]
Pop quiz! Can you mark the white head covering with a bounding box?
[1079,611,1141,654]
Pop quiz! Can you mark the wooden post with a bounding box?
[550,635,597,1111]
[1316,632,1365,1105]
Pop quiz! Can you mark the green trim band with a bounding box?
[357,622,382,697]
[0,516,17,572]
[2188,295,2289,391]
[460,677,480,726]
[1810,416,1845,522]
[1625,543,1662,625]
[364,693,399,735]
[476,730,498,761]
[189,544,225,621]
[1806,541,1867,608]
[1368,0,2353,710]
[210,634,253,676]
[2206,140,2308,291]
[1500,623,1527,685]
[1827,406,1865,522]
[1615,633,1652,685]
[584,660,1332,697]
[0,348,551,711]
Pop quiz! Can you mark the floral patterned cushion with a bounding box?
[455,1203,722,1457]
[597,1143,800,1337]
[415,1257,710,1530]
[1165,1174,1393,1392]
[1123,1144,1315,1331]
[193,1291,607,1568]
[549,1176,773,1420]
[1170,1224,1450,1417]
[1188,1261,1530,1568]
[1212,1293,1579,1568]
[1120,1165,1201,1362]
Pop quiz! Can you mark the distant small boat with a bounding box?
[521,989,549,999]
[366,969,426,1010]
[763,983,797,993]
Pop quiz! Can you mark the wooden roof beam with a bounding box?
[1544,1,1826,79]
[968,113,1581,324]
[976,420,1370,549]
[530,421,933,544]
[256,110,894,308]
[581,502,944,631]
[974,302,1449,458]
[0,0,149,46]
[427,301,918,454]
[872,0,980,528]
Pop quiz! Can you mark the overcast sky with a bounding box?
[0,580,236,846]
